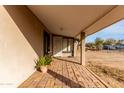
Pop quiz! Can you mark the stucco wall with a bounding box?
[0,6,45,87]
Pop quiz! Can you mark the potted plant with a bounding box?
[35,56,52,73]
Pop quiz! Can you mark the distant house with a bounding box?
[103,45,116,50]
[103,44,124,50]
[118,44,124,49]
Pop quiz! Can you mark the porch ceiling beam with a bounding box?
[75,5,118,37]
[85,6,124,36]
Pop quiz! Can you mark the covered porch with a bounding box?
[19,58,110,88]
[1,5,124,87]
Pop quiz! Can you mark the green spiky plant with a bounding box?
[35,56,52,69]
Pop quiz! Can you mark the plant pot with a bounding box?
[40,66,47,73]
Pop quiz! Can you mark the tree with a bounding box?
[85,42,96,49]
[116,39,124,45]
[94,37,104,50]
[104,38,116,46]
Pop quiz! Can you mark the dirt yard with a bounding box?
[86,50,124,88]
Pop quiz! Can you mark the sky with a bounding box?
[86,19,124,43]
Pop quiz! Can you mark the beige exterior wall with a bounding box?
[0,6,45,87]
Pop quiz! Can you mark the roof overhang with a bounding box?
[27,5,124,38]
[83,6,124,37]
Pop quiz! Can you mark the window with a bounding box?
[62,38,73,53]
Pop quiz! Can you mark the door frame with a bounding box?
[52,34,74,57]
[43,31,50,56]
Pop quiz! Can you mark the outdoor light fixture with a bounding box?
[60,27,63,31]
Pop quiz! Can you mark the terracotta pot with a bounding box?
[40,66,47,73]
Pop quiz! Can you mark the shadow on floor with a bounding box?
[53,57,81,65]
[47,69,83,88]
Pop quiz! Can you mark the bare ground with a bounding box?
[86,50,124,88]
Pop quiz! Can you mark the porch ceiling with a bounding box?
[27,5,117,37]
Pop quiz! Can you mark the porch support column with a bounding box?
[80,32,85,66]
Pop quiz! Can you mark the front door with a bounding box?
[53,36,62,57]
